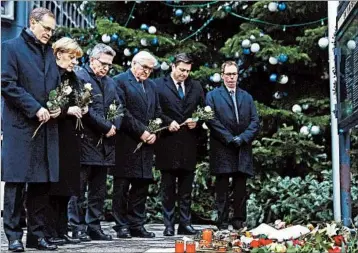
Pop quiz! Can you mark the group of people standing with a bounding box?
[1,7,260,252]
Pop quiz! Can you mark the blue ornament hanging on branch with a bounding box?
[151,37,159,46]
[224,5,232,13]
[140,24,149,31]
[269,73,278,82]
[132,48,139,54]
[278,2,287,11]
[111,33,119,42]
[117,39,126,47]
[175,9,183,17]
[278,54,288,63]
[243,48,251,55]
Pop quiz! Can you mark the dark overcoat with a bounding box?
[154,75,205,171]
[113,70,161,179]
[75,65,122,167]
[1,29,60,182]
[49,70,82,196]
[205,85,260,176]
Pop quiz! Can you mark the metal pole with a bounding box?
[340,131,351,226]
[328,1,341,222]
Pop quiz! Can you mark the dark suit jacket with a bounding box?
[113,69,161,179]
[154,75,205,171]
[206,85,260,176]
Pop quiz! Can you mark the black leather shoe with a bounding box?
[8,240,24,252]
[47,237,66,245]
[217,223,229,230]
[27,238,57,251]
[163,226,175,236]
[59,234,81,244]
[232,220,244,230]
[88,229,112,241]
[130,227,155,238]
[177,225,198,235]
[117,228,132,238]
[72,231,91,242]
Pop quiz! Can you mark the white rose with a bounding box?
[204,106,212,112]
[63,86,72,95]
[109,103,117,111]
[155,118,162,125]
[84,83,93,91]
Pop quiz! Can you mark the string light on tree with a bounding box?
[318,37,329,49]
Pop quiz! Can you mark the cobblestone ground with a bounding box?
[1,220,216,252]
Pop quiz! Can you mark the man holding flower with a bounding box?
[205,61,260,230]
[1,7,60,251]
[154,53,205,236]
[68,43,122,241]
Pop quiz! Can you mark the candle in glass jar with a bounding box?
[186,241,196,253]
[202,229,213,243]
[175,240,184,253]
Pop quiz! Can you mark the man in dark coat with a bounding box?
[1,7,61,251]
[154,53,204,236]
[68,43,122,241]
[112,51,160,238]
[206,61,260,230]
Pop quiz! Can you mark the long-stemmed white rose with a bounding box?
[133,118,165,153]
[74,83,94,130]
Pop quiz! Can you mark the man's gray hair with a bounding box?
[90,43,116,58]
[131,51,158,67]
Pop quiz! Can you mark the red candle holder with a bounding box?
[175,240,184,253]
[186,241,196,253]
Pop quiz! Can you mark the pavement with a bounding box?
[1,221,217,252]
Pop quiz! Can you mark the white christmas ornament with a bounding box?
[292,104,302,113]
[302,104,309,110]
[127,61,131,66]
[250,35,256,41]
[140,38,148,46]
[101,34,111,43]
[273,91,283,100]
[347,40,356,50]
[300,126,310,135]
[310,125,320,135]
[148,26,157,34]
[250,43,260,53]
[234,52,240,58]
[161,62,170,71]
[279,75,289,84]
[124,48,132,57]
[212,73,221,83]
[269,57,278,65]
[241,39,251,48]
[182,15,192,24]
[268,2,278,12]
[318,37,329,49]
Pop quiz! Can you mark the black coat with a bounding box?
[1,29,60,182]
[154,75,205,171]
[206,85,260,176]
[49,70,82,196]
[113,70,161,179]
[75,65,122,167]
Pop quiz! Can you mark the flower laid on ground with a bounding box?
[191,105,214,122]
[74,82,94,130]
[32,80,72,138]
[97,100,124,146]
[133,118,163,153]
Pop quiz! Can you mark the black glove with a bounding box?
[231,136,243,148]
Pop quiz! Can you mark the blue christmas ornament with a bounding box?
[79,35,85,41]
[270,73,278,82]
[151,37,159,46]
[117,39,126,46]
[111,33,119,42]
[132,48,139,54]
[204,63,209,67]
[209,76,214,81]
[175,9,183,17]
[224,5,232,12]
[278,54,288,63]
[109,16,114,22]
[278,2,286,11]
[140,24,148,31]
[243,48,251,55]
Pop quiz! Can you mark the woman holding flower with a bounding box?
[47,37,88,244]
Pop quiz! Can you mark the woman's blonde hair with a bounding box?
[52,37,83,58]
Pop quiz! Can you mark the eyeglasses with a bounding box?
[223,72,238,77]
[136,62,154,73]
[37,20,56,34]
[95,58,113,69]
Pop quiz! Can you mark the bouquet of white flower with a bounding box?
[133,118,164,153]
[191,105,214,122]
[74,83,94,130]
[32,80,72,138]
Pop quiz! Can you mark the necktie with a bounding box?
[141,82,145,93]
[230,90,239,123]
[177,82,184,99]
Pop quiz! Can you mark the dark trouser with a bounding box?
[215,172,247,226]
[68,165,107,232]
[161,170,195,228]
[47,196,71,237]
[112,178,150,231]
[3,182,52,242]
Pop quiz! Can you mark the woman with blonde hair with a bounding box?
[47,37,90,244]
